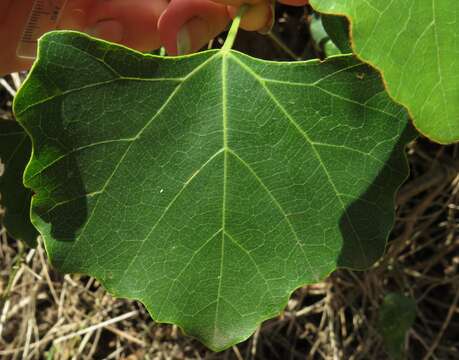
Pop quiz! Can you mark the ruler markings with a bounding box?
[17,0,69,59]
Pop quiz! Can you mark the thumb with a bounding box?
[158,0,230,56]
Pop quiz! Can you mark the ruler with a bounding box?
[17,0,69,59]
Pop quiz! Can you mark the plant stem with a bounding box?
[222,4,249,52]
[267,31,301,60]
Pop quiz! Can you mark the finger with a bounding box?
[0,0,34,75]
[58,0,92,31]
[226,2,272,32]
[60,0,168,51]
[278,0,309,5]
[87,0,168,52]
[0,0,14,24]
[158,0,230,56]
[212,0,264,5]
[213,0,309,5]
[227,0,309,32]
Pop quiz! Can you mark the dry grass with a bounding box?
[1,34,459,359]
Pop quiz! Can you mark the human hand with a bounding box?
[0,0,308,76]
[0,0,230,75]
[159,0,309,55]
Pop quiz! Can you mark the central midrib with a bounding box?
[214,52,229,339]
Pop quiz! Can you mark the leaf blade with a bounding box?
[14,31,415,350]
[310,0,459,143]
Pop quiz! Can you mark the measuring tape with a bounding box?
[17,0,69,59]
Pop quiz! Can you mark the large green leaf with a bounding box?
[310,0,459,144]
[0,120,37,247]
[14,31,414,350]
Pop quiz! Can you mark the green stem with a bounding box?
[267,31,301,61]
[222,4,249,52]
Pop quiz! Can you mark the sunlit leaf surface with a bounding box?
[311,0,459,143]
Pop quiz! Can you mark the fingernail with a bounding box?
[86,20,124,43]
[258,1,275,35]
[177,24,191,56]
